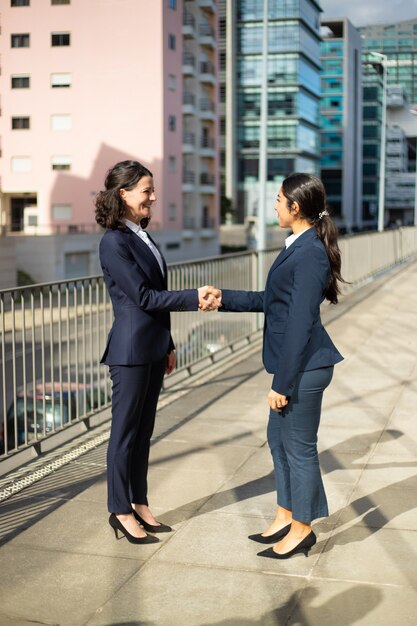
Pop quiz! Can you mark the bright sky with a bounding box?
[320,0,417,27]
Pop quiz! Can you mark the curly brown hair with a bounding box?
[95,160,153,230]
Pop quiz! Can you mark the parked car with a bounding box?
[176,316,253,367]
[1,382,110,454]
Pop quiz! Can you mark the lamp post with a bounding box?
[257,0,268,253]
[370,51,387,232]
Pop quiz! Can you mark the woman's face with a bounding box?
[120,175,156,224]
[274,187,295,229]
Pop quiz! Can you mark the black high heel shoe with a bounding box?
[248,523,291,544]
[109,513,159,544]
[257,531,316,560]
[132,509,172,533]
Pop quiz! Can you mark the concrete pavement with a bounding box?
[0,259,417,625]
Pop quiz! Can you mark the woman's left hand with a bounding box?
[268,389,288,412]
[166,351,176,375]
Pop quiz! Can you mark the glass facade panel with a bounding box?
[321,77,343,93]
[321,40,344,57]
[298,91,319,124]
[322,59,343,75]
[298,123,318,152]
[299,58,321,95]
[320,95,343,111]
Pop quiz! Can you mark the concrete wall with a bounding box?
[0,238,17,290]
[14,233,102,283]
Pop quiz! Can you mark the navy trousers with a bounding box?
[267,366,334,523]
[107,359,166,513]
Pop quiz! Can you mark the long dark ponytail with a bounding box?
[281,173,345,304]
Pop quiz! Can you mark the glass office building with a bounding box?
[320,19,362,230]
[219,0,322,224]
[359,19,417,104]
[360,19,417,225]
[361,54,384,226]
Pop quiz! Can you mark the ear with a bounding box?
[291,200,301,216]
[119,188,126,200]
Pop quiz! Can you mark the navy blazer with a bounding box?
[221,228,343,396]
[99,227,198,365]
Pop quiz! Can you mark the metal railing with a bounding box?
[1,227,417,459]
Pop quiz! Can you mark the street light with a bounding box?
[257,0,268,253]
[370,51,387,232]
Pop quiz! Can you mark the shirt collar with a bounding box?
[124,218,146,236]
[285,227,311,249]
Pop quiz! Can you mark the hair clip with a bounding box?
[318,210,329,220]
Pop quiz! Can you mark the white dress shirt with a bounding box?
[285,227,312,249]
[124,218,165,276]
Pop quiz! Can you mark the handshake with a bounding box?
[197,285,222,312]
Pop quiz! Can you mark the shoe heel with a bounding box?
[113,527,119,540]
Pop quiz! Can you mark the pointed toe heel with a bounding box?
[132,509,172,533]
[248,523,291,544]
[108,513,160,544]
[257,531,317,560]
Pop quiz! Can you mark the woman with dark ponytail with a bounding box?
[214,173,344,560]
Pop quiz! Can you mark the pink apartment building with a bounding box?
[0,0,219,287]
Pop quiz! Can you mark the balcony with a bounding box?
[182,131,196,153]
[200,135,216,156]
[183,10,196,38]
[199,0,216,13]
[199,61,215,84]
[199,22,216,48]
[182,52,196,76]
[183,91,196,115]
[200,172,216,191]
[182,170,196,191]
[200,98,216,120]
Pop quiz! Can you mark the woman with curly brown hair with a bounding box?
[96,160,218,544]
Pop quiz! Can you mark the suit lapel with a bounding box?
[267,227,316,278]
[125,228,166,286]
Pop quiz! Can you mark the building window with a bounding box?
[51,114,72,130]
[51,72,72,88]
[11,156,31,172]
[169,0,176,8]
[220,51,226,71]
[51,32,70,46]
[168,74,177,90]
[12,117,30,129]
[11,0,30,6]
[168,115,176,131]
[168,203,177,220]
[11,75,30,88]
[51,156,71,170]
[52,204,72,220]
[169,156,176,172]
[219,18,226,38]
[51,0,70,4]
[11,33,30,47]
[220,85,226,102]
[168,33,176,50]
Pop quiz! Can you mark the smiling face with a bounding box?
[274,186,297,229]
[120,175,156,224]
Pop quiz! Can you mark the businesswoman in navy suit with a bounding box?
[95,160,217,544]
[218,173,344,559]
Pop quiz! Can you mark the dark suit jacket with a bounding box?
[221,228,343,396]
[99,227,198,365]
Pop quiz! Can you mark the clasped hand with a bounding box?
[198,285,222,312]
